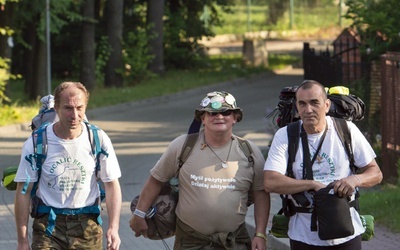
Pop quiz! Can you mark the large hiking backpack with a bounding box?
[1,95,107,235]
[2,95,57,190]
[267,86,375,240]
[267,86,366,128]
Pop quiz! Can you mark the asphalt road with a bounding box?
[1,64,399,249]
[0,66,303,249]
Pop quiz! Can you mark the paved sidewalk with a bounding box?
[1,67,399,249]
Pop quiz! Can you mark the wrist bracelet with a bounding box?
[354,175,362,185]
[254,232,267,241]
[133,208,147,218]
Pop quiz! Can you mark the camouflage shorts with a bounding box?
[32,213,103,250]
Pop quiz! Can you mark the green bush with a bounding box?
[0,105,21,126]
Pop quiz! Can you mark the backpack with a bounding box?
[130,119,256,240]
[2,95,58,190]
[1,95,107,235]
[267,85,363,217]
[2,95,104,192]
[267,86,366,128]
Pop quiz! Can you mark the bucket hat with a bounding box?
[194,91,243,122]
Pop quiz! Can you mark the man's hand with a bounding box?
[252,234,267,250]
[333,177,358,197]
[129,215,148,238]
[106,228,121,250]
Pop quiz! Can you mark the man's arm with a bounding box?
[354,159,383,187]
[14,182,33,250]
[129,175,164,238]
[264,170,325,194]
[104,179,122,250]
[252,190,270,250]
[333,159,383,197]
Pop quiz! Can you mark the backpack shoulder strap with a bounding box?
[23,123,49,195]
[84,121,108,201]
[178,133,199,169]
[235,136,254,167]
[331,117,356,173]
[332,117,360,210]
[286,120,301,177]
[235,135,256,207]
[178,133,256,169]
[84,121,108,174]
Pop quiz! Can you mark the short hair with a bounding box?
[54,82,90,108]
[296,80,327,100]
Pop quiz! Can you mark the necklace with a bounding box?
[308,142,324,164]
[204,136,233,168]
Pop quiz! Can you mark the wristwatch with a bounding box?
[254,232,268,241]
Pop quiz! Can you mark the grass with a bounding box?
[213,4,353,38]
[1,53,300,126]
[359,184,400,233]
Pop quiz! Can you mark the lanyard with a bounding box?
[300,124,328,180]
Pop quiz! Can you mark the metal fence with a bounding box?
[303,42,342,86]
[302,40,370,87]
[380,52,400,184]
[303,43,400,183]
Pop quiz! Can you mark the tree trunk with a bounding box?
[147,0,165,74]
[0,2,15,60]
[80,0,96,90]
[30,39,47,99]
[21,13,47,100]
[104,0,124,88]
[23,21,38,97]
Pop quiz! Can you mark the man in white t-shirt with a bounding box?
[130,91,270,250]
[264,80,382,249]
[14,82,122,250]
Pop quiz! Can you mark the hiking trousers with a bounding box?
[31,213,103,250]
[174,217,251,250]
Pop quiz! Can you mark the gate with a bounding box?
[380,52,400,184]
[303,42,342,87]
[303,40,370,86]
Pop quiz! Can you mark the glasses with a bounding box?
[207,110,233,116]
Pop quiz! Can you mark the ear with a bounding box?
[325,98,331,114]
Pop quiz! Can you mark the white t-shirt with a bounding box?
[151,130,265,235]
[15,123,121,209]
[264,117,376,246]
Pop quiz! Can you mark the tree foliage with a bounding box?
[345,0,400,59]
[0,0,19,104]
[2,0,236,100]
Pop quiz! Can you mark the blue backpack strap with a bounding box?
[84,121,108,172]
[84,121,108,202]
[23,124,49,195]
[38,201,102,236]
[41,122,106,235]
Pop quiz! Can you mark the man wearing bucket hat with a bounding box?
[130,91,270,250]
